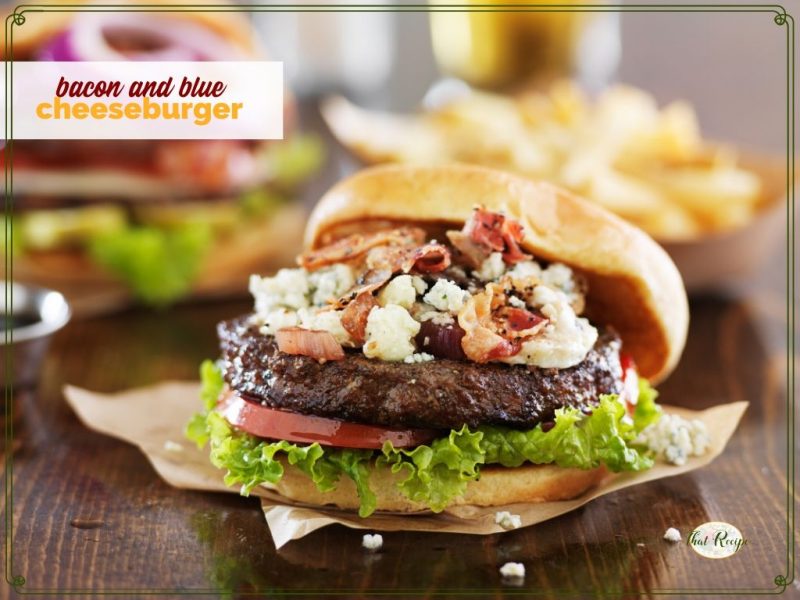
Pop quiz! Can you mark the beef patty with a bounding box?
[217,316,625,431]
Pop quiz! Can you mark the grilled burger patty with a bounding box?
[218,316,625,430]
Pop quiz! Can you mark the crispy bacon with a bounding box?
[366,243,451,274]
[499,218,530,264]
[446,230,489,269]
[299,227,426,271]
[276,327,345,361]
[409,243,451,273]
[463,207,531,265]
[341,292,379,344]
[457,282,547,362]
[495,306,547,337]
[329,268,392,309]
[458,289,515,363]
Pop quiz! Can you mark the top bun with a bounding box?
[305,164,689,383]
[5,0,261,59]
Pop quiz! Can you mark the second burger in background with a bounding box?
[5,2,323,310]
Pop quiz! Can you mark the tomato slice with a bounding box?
[217,390,439,449]
[620,352,639,410]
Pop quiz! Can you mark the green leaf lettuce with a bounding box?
[89,223,212,306]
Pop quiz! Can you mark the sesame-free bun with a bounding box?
[264,460,606,513]
[5,0,261,59]
[305,164,689,383]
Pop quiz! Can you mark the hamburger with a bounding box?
[187,164,689,516]
[4,1,322,309]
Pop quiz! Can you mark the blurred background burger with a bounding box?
[3,0,324,313]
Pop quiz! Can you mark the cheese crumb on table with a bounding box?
[499,562,525,581]
[663,527,682,543]
[638,414,711,466]
[494,511,522,530]
[362,533,383,551]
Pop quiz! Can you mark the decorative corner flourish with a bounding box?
[11,7,25,27]
[773,574,788,592]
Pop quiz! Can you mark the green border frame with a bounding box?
[2,2,795,596]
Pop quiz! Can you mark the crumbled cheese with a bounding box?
[494,511,522,530]
[638,414,711,466]
[250,269,310,314]
[309,264,354,306]
[404,352,434,364]
[423,279,470,314]
[540,263,583,306]
[256,308,300,335]
[298,308,352,346]
[540,263,572,288]
[663,527,682,543]
[499,562,525,579]
[411,276,428,295]
[502,284,597,369]
[163,440,183,453]
[508,259,542,280]
[508,295,526,309]
[362,533,383,551]
[418,310,455,326]
[363,305,421,362]
[476,252,506,281]
[379,275,419,309]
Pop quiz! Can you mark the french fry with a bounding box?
[321,82,765,242]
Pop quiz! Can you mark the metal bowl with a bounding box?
[1,282,71,388]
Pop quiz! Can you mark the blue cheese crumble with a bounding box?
[638,414,711,466]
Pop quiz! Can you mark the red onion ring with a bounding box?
[36,13,245,62]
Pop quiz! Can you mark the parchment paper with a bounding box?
[63,382,747,549]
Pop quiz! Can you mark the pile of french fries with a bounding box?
[323,82,763,241]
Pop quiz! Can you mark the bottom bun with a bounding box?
[9,204,306,316]
[262,460,607,513]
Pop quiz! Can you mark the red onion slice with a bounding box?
[416,320,468,361]
[37,13,245,62]
[276,327,345,362]
[36,31,80,61]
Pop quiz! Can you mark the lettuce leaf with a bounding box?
[88,223,212,306]
[633,378,662,433]
[378,426,484,512]
[187,361,662,517]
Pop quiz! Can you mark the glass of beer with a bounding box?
[429,0,619,91]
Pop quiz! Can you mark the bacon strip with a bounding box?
[457,282,547,362]
[494,306,547,338]
[299,227,426,271]
[463,208,531,265]
[446,230,489,268]
[366,242,451,274]
[408,243,451,273]
[341,292,379,344]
